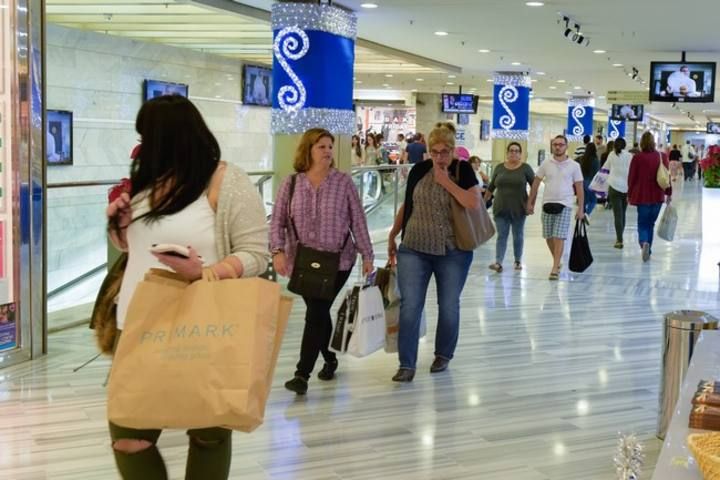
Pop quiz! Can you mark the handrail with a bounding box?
[47,263,107,299]
[47,170,276,190]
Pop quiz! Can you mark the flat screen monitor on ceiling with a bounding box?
[441,93,478,114]
[610,104,644,122]
[143,79,189,102]
[46,110,73,166]
[242,64,272,107]
[650,61,716,103]
[707,122,720,134]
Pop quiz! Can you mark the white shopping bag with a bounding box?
[382,266,426,354]
[347,286,386,358]
[657,203,678,241]
[329,286,360,354]
[589,168,610,193]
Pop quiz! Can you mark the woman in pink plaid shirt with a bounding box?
[270,128,374,395]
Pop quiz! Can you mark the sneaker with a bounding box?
[513,261,522,271]
[429,357,450,373]
[488,263,503,273]
[284,376,308,395]
[614,242,624,249]
[392,368,415,382]
[317,360,338,381]
[641,243,651,262]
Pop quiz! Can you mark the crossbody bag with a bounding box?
[286,174,351,300]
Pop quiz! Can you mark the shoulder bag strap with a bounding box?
[287,174,300,241]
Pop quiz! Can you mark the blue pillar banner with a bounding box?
[567,97,595,142]
[491,72,531,140]
[271,3,357,134]
[607,118,626,141]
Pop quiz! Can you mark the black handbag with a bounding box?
[542,202,566,214]
[569,220,593,273]
[285,175,351,300]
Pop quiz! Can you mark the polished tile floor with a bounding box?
[2,179,718,479]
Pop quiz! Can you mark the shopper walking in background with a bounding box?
[527,135,585,280]
[105,95,269,480]
[628,131,672,262]
[387,125,480,382]
[669,144,682,182]
[270,128,374,395]
[576,142,600,220]
[605,137,632,248]
[351,134,364,166]
[681,140,697,181]
[485,142,534,273]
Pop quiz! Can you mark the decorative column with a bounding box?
[608,118,626,142]
[567,97,595,142]
[491,72,531,164]
[271,2,357,185]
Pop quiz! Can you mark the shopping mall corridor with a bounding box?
[2,179,718,479]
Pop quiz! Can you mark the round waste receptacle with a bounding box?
[657,310,719,439]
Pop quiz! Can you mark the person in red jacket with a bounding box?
[627,131,672,262]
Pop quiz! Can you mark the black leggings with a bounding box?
[608,187,628,243]
[295,269,352,378]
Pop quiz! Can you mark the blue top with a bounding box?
[406,142,427,164]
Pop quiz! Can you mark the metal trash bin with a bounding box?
[657,310,719,439]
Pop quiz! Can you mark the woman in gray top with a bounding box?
[485,142,535,272]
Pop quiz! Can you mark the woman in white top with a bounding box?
[605,137,633,248]
[105,95,268,480]
[351,134,364,165]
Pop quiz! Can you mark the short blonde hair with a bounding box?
[435,121,457,134]
[640,131,656,152]
[293,128,335,172]
[428,126,456,152]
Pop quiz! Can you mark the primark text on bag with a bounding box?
[108,269,292,432]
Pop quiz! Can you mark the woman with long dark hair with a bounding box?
[105,95,268,479]
[270,128,374,395]
[351,134,364,166]
[628,132,672,261]
[605,137,633,248]
[576,142,600,218]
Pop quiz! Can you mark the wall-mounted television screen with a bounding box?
[242,64,272,106]
[708,122,720,134]
[143,79,189,102]
[46,110,73,166]
[441,93,478,114]
[610,104,644,121]
[650,62,716,103]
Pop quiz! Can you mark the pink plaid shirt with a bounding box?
[270,169,374,273]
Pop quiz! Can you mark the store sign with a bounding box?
[606,90,650,104]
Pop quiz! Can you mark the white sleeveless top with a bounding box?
[116,193,220,330]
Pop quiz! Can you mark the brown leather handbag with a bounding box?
[450,163,495,251]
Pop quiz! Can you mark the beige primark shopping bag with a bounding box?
[107,269,292,433]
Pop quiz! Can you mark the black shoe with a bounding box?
[317,360,338,381]
[430,357,450,373]
[392,368,415,382]
[284,376,308,395]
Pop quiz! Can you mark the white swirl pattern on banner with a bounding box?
[609,120,622,140]
[273,26,309,113]
[572,106,587,136]
[498,85,518,130]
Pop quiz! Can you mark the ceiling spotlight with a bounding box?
[536,71,546,75]
[593,49,606,54]
[526,1,544,6]
[446,82,455,85]
[511,62,522,66]
[612,63,623,67]
[360,3,379,8]
[416,78,424,82]
[549,86,557,90]
[557,79,566,83]
[434,31,449,36]
[478,49,491,53]
[385,74,393,78]
[448,75,456,79]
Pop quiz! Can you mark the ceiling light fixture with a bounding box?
[511,62,522,66]
[360,3,379,8]
[446,82,455,85]
[536,71,546,75]
[385,74,393,78]
[416,78,424,82]
[549,86,557,89]
[478,49,491,53]
[448,75,456,78]
[593,49,606,54]
[557,79,566,83]
[561,15,590,47]
[612,63,623,67]
[526,1,544,6]
[434,31,449,36]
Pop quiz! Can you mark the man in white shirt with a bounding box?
[665,66,697,97]
[527,135,585,280]
[681,140,697,181]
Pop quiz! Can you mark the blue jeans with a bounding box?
[396,244,473,370]
[637,203,663,249]
[494,215,526,264]
[583,180,597,215]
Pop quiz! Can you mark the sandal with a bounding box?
[548,272,559,281]
[514,261,522,271]
[488,263,503,273]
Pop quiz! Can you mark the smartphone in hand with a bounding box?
[149,244,190,259]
